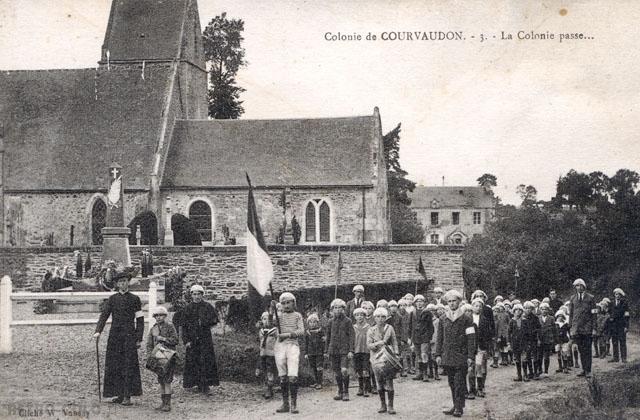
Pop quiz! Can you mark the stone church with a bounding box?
[0,0,391,247]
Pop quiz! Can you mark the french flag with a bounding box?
[246,173,273,296]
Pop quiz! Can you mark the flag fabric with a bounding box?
[417,256,427,280]
[246,174,273,296]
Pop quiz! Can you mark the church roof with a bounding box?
[161,116,378,189]
[101,0,201,65]
[0,67,173,191]
[409,186,496,209]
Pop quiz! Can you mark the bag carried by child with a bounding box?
[146,343,177,377]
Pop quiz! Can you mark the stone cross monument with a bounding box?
[101,162,131,266]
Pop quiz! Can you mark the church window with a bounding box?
[189,200,212,242]
[91,199,106,245]
[304,199,332,243]
[305,202,316,242]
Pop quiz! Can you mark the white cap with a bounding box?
[413,294,425,302]
[331,298,346,308]
[153,306,168,316]
[471,297,484,306]
[513,304,524,312]
[494,295,504,303]
[523,301,535,309]
[388,300,398,307]
[190,285,205,294]
[539,302,550,310]
[279,292,296,303]
[573,278,586,288]
[472,290,487,300]
[373,307,389,318]
[613,288,625,296]
[433,287,444,293]
[443,289,463,301]
[353,284,365,293]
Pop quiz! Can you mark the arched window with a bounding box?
[188,200,212,242]
[304,199,332,243]
[91,199,106,245]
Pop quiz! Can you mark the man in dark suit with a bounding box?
[609,287,630,363]
[548,289,563,314]
[346,285,365,319]
[568,278,597,378]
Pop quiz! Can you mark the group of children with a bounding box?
[252,285,630,416]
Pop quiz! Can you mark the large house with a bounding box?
[409,186,496,245]
[0,0,391,247]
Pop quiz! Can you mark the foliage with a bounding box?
[383,123,425,243]
[171,214,202,246]
[477,173,497,189]
[465,168,640,303]
[203,12,247,119]
[516,184,538,207]
[165,266,187,306]
[127,211,158,245]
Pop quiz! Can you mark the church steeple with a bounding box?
[99,0,205,70]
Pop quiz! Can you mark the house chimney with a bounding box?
[442,176,445,186]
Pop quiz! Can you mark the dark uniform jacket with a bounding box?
[388,312,405,343]
[549,298,564,315]
[326,314,355,355]
[181,301,220,388]
[410,308,434,345]
[538,315,558,345]
[473,312,494,351]
[305,327,325,356]
[609,298,630,335]
[508,317,525,353]
[569,292,596,336]
[346,298,365,320]
[435,308,476,367]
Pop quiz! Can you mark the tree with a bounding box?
[556,169,592,210]
[203,13,247,119]
[608,169,640,204]
[517,184,538,207]
[383,123,425,243]
[477,173,497,190]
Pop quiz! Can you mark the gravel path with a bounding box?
[0,303,637,419]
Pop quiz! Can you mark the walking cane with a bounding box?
[95,337,102,402]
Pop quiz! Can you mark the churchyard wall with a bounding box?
[3,192,150,247]
[0,244,463,300]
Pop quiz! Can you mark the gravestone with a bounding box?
[101,162,131,266]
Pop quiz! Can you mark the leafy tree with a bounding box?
[203,13,247,119]
[517,184,538,207]
[608,169,639,204]
[171,214,202,246]
[383,123,425,243]
[556,169,592,210]
[477,173,497,190]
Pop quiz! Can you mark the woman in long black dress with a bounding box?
[182,285,220,394]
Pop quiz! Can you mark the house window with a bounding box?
[473,212,482,224]
[91,199,106,245]
[189,200,212,242]
[305,199,332,243]
[430,234,439,244]
[452,212,460,225]
[451,233,463,244]
[430,212,439,226]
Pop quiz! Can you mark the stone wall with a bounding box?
[0,244,464,299]
[4,192,150,247]
[165,187,386,246]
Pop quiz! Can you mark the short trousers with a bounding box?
[331,354,350,373]
[274,340,300,377]
[353,352,370,373]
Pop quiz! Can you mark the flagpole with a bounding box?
[335,246,341,299]
[269,283,281,335]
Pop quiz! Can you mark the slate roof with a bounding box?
[409,186,496,209]
[102,0,199,64]
[161,117,377,188]
[0,67,172,191]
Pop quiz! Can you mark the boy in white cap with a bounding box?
[555,311,571,373]
[257,312,278,399]
[537,302,557,377]
[352,307,371,397]
[432,287,445,305]
[273,292,305,414]
[325,298,354,401]
[409,294,434,382]
[304,313,325,390]
[146,306,178,411]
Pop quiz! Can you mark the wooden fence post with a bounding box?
[148,281,157,327]
[0,276,13,354]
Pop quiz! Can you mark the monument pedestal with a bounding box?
[102,227,131,266]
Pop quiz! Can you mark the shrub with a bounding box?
[171,214,202,245]
[127,211,158,245]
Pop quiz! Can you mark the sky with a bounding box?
[1,0,640,204]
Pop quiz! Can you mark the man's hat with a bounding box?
[573,278,586,288]
[353,285,365,293]
[153,306,169,317]
[190,284,205,294]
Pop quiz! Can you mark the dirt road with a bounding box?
[0,312,636,420]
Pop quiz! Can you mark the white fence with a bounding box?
[0,275,158,354]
